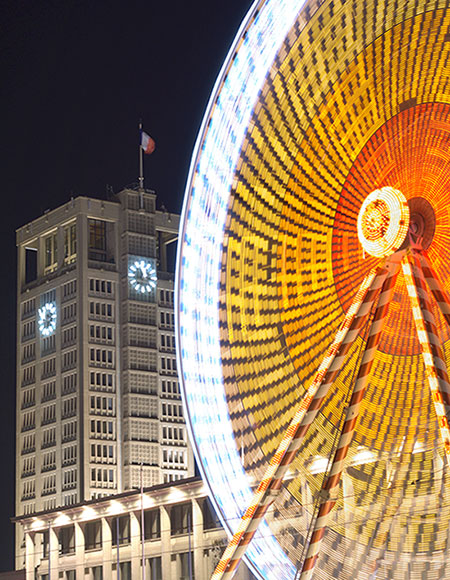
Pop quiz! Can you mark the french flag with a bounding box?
[140,130,156,154]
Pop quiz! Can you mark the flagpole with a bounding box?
[138,121,144,191]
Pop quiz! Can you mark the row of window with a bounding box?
[90,396,114,414]
[91,468,115,485]
[89,301,113,320]
[160,334,175,350]
[90,348,114,367]
[90,324,114,343]
[162,449,186,467]
[22,445,77,477]
[90,420,114,438]
[160,311,175,328]
[44,223,77,273]
[89,278,113,295]
[162,426,185,444]
[91,443,114,462]
[24,422,77,450]
[161,380,180,396]
[90,371,114,390]
[161,403,184,420]
[160,356,176,373]
[159,289,174,305]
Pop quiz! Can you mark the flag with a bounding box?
[140,130,156,154]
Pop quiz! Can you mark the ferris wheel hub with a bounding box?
[357,187,410,257]
[408,196,436,249]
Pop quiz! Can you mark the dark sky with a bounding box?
[0,0,252,569]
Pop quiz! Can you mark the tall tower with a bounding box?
[15,188,193,567]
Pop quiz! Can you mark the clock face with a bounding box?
[128,259,157,293]
[38,302,57,336]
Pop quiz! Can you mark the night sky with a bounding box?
[0,0,252,569]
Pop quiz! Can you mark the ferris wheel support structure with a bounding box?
[210,259,397,580]
[213,244,450,580]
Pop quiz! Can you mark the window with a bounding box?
[62,349,77,370]
[41,404,56,425]
[42,381,56,402]
[62,421,77,443]
[62,279,77,300]
[62,469,77,490]
[89,301,114,321]
[89,348,114,368]
[62,326,77,347]
[42,473,56,495]
[144,509,161,540]
[25,248,37,283]
[42,428,56,448]
[62,302,77,324]
[179,552,194,580]
[161,380,180,396]
[89,324,114,344]
[44,232,58,272]
[64,223,77,264]
[59,525,75,554]
[22,320,36,340]
[22,411,35,431]
[118,563,131,580]
[41,335,55,355]
[85,521,102,550]
[41,358,56,379]
[62,397,77,418]
[22,480,35,500]
[112,516,130,545]
[22,298,36,319]
[149,557,162,580]
[89,220,107,261]
[90,419,114,439]
[22,456,35,477]
[22,434,35,454]
[90,371,114,391]
[22,342,35,363]
[89,279,113,296]
[22,365,35,386]
[202,497,221,530]
[62,373,77,395]
[170,503,192,536]
[90,395,114,415]
[62,445,77,466]
[21,388,35,409]
[42,450,56,472]
[91,567,103,580]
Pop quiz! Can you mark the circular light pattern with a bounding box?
[128,259,157,293]
[177,1,450,579]
[357,187,409,257]
[38,302,57,337]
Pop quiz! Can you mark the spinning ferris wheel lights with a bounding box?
[177,0,450,578]
[212,192,450,579]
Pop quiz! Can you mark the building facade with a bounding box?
[15,189,194,568]
[15,477,255,580]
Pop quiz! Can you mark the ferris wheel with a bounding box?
[176,0,450,579]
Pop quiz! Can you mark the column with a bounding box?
[160,505,171,579]
[192,499,203,579]
[130,512,140,579]
[25,532,35,580]
[49,526,59,580]
[102,517,113,580]
[74,522,85,580]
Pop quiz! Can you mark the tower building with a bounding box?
[15,188,193,567]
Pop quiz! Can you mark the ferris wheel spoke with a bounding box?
[212,254,403,580]
[417,251,450,329]
[402,252,450,459]
[298,255,401,579]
